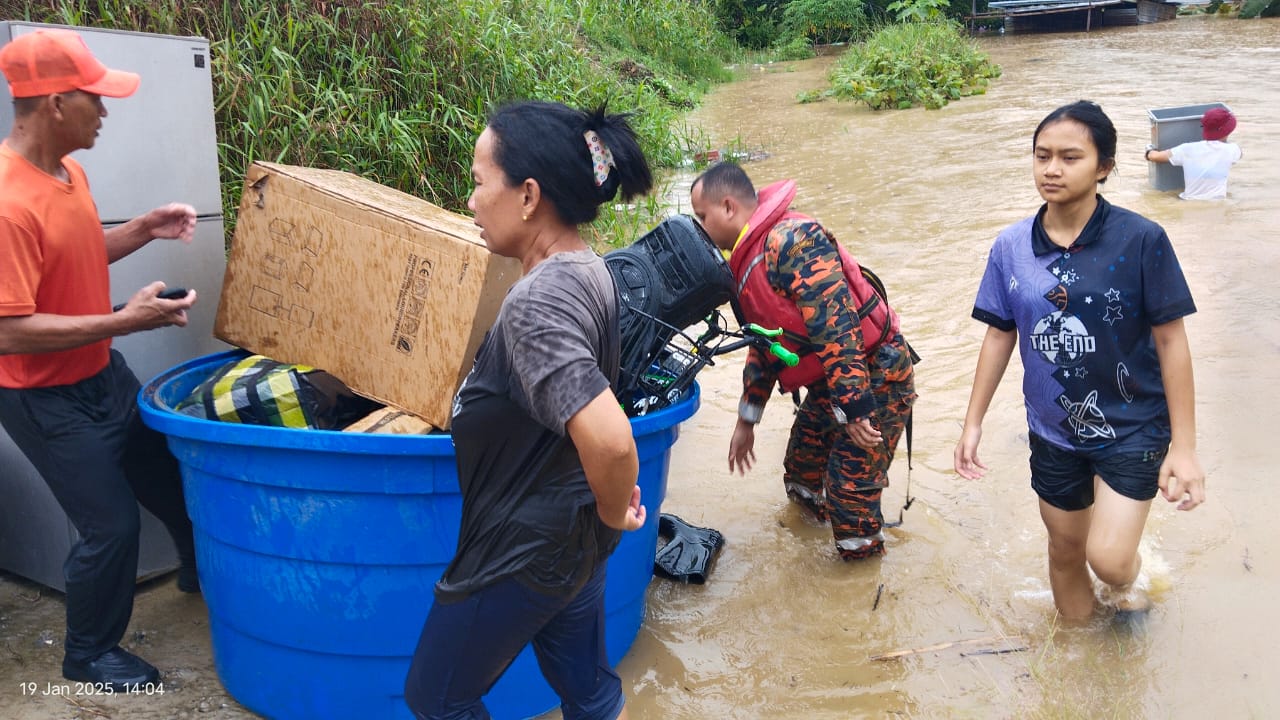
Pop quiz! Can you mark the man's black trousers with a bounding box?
[0,350,195,662]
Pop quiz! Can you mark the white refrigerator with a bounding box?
[0,22,229,590]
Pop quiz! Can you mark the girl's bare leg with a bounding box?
[1039,498,1096,621]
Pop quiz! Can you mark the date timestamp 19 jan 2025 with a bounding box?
[20,680,166,696]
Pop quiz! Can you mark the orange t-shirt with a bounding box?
[0,142,112,388]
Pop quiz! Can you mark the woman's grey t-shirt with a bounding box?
[435,249,622,602]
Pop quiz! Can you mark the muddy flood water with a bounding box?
[1,14,1277,720]
[619,14,1280,720]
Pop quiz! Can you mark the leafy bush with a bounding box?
[1240,0,1280,17]
[796,88,832,103]
[771,35,819,61]
[828,20,1001,110]
[782,0,870,45]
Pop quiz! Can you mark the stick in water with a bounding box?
[870,636,1019,661]
[960,646,1029,658]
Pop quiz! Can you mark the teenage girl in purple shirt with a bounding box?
[954,101,1206,621]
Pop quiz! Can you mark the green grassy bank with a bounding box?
[2,0,738,246]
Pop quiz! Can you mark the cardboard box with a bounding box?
[343,407,436,435]
[215,162,521,429]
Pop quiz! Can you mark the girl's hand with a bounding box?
[953,424,989,480]
[1158,448,1205,511]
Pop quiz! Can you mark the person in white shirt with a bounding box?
[1146,107,1242,200]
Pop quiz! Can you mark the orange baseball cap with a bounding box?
[0,29,139,99]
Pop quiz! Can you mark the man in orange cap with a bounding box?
[1146,106,1242,200]
[0,28,203,691]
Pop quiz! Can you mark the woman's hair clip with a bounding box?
[584,129,615,187]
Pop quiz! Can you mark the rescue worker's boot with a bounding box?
[784,483,828,523]
[836,531,886,561]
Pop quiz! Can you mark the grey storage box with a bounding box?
[1147,102,1232,191]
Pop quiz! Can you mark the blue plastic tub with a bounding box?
[139,350,698,720]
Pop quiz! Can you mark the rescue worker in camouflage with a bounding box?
[690,162,916,559]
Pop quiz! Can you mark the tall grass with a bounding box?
[829,20,1000,110]
[577,0,738,90]
[2,0,737,248]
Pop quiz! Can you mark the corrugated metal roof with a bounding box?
[988,0,1183,10]
[988,0,1124,9]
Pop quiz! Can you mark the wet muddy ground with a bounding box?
[0,571,250,719]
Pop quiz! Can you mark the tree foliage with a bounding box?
[782,0,870,44]
[886,0,952,22]
[712,0,789,48]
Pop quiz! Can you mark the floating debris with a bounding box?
[690,148,771,165]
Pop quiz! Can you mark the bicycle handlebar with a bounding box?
[745,323,799,367]
[670,311,800,368]
[769,342,800,367]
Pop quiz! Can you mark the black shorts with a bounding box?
[1028,433,1166,511]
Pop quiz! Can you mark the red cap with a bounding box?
[1201,108,1236,141]
[0,29,139,99]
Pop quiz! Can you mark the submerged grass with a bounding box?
[4,0,739,248]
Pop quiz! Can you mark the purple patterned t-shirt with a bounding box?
[972,196,1196,456]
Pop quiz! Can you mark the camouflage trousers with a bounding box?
[783,338,916,560]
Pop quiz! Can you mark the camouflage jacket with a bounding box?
[739,218,874,423]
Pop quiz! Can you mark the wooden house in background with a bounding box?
[982,0,1186,32]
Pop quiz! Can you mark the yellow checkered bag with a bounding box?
[175,354,378,430]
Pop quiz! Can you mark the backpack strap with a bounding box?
[860,265,889,300]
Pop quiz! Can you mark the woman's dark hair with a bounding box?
[486,100,653,225]
[1033,100,1118,183]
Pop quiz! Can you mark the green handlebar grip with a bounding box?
[746,323,783,339]
[770,343,800,367]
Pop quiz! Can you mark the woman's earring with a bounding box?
[522,214,529,221]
